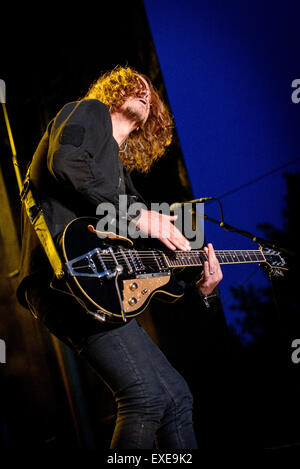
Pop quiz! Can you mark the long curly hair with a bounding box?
[84,66,174,173]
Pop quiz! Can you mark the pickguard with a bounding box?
[122,275,171,313]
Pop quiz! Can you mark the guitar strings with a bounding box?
[96,249,264,268]
[97,249,262,257]
[75,249,265,274]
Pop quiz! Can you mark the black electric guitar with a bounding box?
[58,217,288,323]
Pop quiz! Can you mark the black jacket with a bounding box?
[17,99,146,307]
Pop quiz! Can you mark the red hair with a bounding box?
[84,66,174,173]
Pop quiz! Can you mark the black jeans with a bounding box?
[26,280,198,449]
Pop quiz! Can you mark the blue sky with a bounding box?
[144,0,300,340]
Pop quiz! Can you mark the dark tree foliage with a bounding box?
[230,173,300,345]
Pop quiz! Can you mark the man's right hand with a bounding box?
[135,208,191,251]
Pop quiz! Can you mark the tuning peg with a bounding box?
[271,268,284,277]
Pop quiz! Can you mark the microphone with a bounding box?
[170,197,214,211]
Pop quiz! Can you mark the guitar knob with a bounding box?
[128,297,137,306]
[130,282,138,290]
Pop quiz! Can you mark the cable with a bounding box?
[216,157,300,200]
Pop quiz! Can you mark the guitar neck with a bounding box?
[163,249,265,268]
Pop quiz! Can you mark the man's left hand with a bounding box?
[196,243,223,296]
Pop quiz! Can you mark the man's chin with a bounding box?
[120,106,145,127]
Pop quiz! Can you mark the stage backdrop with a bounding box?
[144,0,300,341]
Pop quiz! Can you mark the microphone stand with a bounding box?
[173,198,294,257]
[199,211,295,257]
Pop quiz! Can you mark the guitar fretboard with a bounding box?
[163,249,265,267]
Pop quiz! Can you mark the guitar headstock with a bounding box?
[261,247,288,277]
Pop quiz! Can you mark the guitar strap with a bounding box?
[20,166,65,280]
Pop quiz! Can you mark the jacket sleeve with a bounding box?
[48,99,144,227]
[174,267,221,309]
[48,99,120,206]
